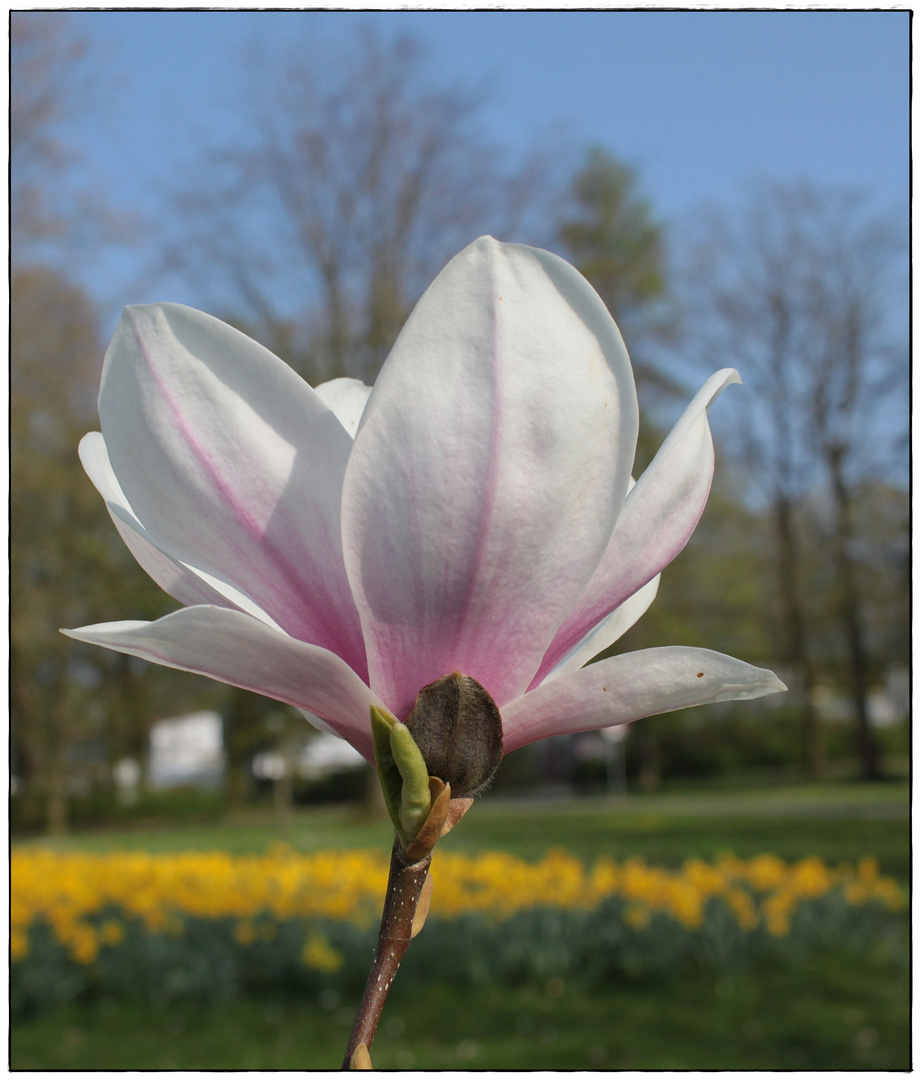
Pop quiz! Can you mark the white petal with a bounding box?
[298,709,341,738]
[314,377,373,438]
[80,432,280,625]
[63,607,382,760]
[540,574,660,684]
[535,370,739,683]
[501,646,786,753]
[98,304,366,674]
[342,236,638,718]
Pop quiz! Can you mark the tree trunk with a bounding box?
[273,729,296,833]
[632,723,660,792]
[120,657,153,792]
[772,493,823,778]
[222,688,264,807]
[45,722,69,835]
[827,449,882,780]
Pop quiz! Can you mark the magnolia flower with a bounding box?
[65,237,784,766]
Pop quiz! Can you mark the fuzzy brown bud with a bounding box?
[405,671,503,796]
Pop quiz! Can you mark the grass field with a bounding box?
[14,776,910,869]
[10,954,909,1071]
[11,778,910,1070]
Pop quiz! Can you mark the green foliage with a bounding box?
[559,147,665,313]
[11,784,228,835]
[619,706,816,783]
[558,146,677,399]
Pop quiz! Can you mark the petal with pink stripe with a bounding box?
[98,304,367,676]
[342,237,638,718]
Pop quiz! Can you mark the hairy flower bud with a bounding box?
[405,672,503,796]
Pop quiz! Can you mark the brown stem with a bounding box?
[341,840,431,1069]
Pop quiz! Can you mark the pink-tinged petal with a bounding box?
[98,304,367,676]
[533,369,740,685]
[62,607,381,761]
[314,378,372,438]
[80,432,265,617]
[342,236,638,717]
[540,574,660,684]
[502,646,786,752]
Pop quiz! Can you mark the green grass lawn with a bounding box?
[11,778,910,1070]
[10,950,908,1070]
[15,777,910,878]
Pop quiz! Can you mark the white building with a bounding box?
[148,711,225,789]
[252,732,366,782]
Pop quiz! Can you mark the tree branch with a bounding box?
[341,840,432,1069]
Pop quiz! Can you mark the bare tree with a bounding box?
[682,181,907,780]
[10,12,125,268]
[10,267,189,830]
[160,26,561,384]
[793,187,907,779]
[11,14,85,252]
[11,267,104,831]
[10,16,193,830]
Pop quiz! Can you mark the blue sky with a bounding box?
[38,9,911,327]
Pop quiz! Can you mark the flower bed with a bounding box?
[11,847,905,1017]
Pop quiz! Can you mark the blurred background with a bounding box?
[10,10,909,1071]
